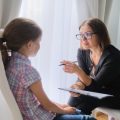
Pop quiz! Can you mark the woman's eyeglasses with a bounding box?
[76,32,96,40]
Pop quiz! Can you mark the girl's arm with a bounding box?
[29,80,75,114]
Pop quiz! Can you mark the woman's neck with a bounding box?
[90,47,103,66]
[90,46,103,56]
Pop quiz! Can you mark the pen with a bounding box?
[59,61,78,66]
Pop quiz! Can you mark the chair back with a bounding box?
[0,52,23,120]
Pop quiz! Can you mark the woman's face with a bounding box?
[79,24,99,50]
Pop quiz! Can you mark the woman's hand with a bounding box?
[70,82,85,97]
[60,60,80,74]
[60,60,92,86]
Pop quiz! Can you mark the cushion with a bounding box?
[92,107,120,120]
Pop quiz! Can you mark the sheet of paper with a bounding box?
[58,87,113,99]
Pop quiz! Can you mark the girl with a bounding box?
[0,18,95,120]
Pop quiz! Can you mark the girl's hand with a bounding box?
[55,103,70,108]
[63,106,76,114]
[70,82,85,97]
[60,104,70,108]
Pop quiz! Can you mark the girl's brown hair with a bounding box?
[0,18,42,68]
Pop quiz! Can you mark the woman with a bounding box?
[61,18,120,114]
[0,18,95,120]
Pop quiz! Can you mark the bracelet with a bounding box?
[79,80,87,87]
[75,109,81,114]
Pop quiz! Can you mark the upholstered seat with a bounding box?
[92,107,120,120]
[0,52,23,120]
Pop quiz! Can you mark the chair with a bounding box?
[92,107,120,120]
[0,52,23,120]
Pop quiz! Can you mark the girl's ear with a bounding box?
[26,40,33,49]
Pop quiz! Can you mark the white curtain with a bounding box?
[105,0,120,49]
[0,1,23,119]
[20,0,80,103]
[0,0,22,28]
[76,0,120,49]
[19,0,120,103]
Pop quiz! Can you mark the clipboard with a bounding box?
[58,87,113,99]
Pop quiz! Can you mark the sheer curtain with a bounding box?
[0,0,23,119]
[76,0,120,49]
[105,0,120,49]
[20,0,80,103]
[0,0,22,28]
[19,0,120,103]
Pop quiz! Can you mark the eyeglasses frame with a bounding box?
[76,32,97,41]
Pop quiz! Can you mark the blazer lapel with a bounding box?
[95,48,111,75]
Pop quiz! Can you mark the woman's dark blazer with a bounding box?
[68,45,120,114]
